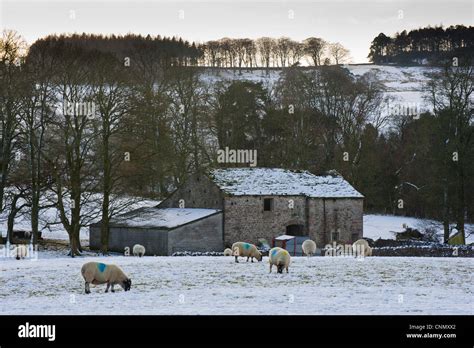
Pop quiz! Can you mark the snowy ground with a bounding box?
[364,214,474,244]
[0,255,472,315]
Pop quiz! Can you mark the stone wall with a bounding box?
[307,198,363,247]
[223,195,307,246]
[222,195,363,248]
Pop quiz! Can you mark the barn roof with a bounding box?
[209,168,363,198]
[108,207,221,229]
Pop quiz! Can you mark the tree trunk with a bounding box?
[31,192,40,245]
[100,188,110,255]
[442,185,450,243]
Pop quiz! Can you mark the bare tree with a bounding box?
[288,40,305,66]
[0,30,27,217]
[46,44,98,256]
[425,64,474,242]
[276,37,292,67]
[91,54,136,254]
[256,37,275,71]
[329,42,350,65]
[19,40,57,245]
[303,37,327,66]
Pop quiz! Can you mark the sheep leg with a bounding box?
[111,284,115,293]
[85,282,90,294]
[269,264,272,273]
[286,267,289,273]
[234,256,239,263]
[246,257,249,262]
[251,257,254,263]
[105,283,110,293]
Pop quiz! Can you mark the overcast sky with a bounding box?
[1,0,473,63]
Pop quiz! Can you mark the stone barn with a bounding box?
[159,168,364,248]
[90,208,223,255]
[90,167,363,254]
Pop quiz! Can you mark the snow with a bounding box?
[211,168,363,198]
[364,214,474,244]
[201,65,445,130]
[274,235,295,241]
[0,195,161,241]
[108,208,221,229]
[0,254,472,315]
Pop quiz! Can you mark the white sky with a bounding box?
[1,0,473,63]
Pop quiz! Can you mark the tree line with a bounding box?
[201,37,350,68]
[32,33,351,71]
[0,30,472,257]
[369,25,474,65]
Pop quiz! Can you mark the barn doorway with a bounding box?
[286,224,306,236]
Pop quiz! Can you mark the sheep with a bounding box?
[223,248,233,256]
[302,239,317,256]
[133,244,146,257]
[13,245,28,260]
[352,239,372,257]
[231,242,262,263]
[81,262,132,294]
[269,247,291,273]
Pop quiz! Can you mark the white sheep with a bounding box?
[81,262,132,294]
[302,239,317,256]
[223,248,233,256]
[231,242,262,263]
[352,239,372,257]
[13,245,28,260]
[269,247,291,273]
[133,244,146,257]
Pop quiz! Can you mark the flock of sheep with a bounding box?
[8,238,372,294]
[77,238,372,294]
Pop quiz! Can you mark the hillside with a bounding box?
[199,64,439,127]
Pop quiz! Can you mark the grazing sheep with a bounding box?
[81,262,132,294]
[269,247,291,273]
[13,245,28,260]
[231,242,262,263]
[302,239,317,256]
[223,248,233,256]
[352,239,372,257]
[133,244,146,257]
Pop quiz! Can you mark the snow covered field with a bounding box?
[0,254,472,315]
[364,214,474,244]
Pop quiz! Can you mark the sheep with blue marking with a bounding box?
[223,248,233,256]
[352,239,372,257]
[81,262,132,294]
[302,239,317,256]
[133,244,146,257]
[269,247,291,273]
[231,242,262,263]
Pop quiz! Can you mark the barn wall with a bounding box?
[223,195,307,246]
[308,198,363,247]
[167,213,223,254]
[90,226,169,256]
[159,174,224,210]
[222,196,364,248]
